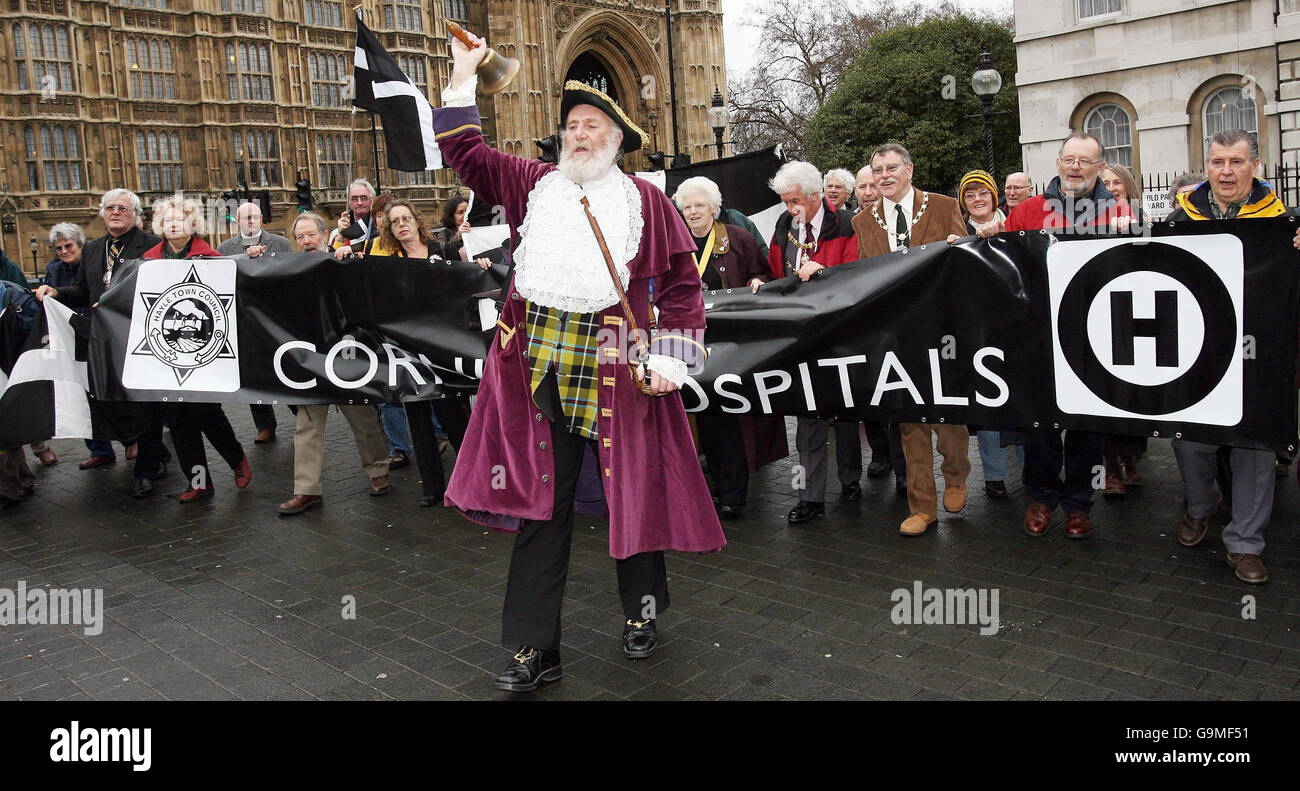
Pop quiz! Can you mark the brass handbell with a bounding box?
[446,21,520,94]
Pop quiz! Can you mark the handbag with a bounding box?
[579,196,660,396]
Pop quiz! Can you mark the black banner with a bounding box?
[86,220,1300,452]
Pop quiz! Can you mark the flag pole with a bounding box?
[370,113,383,194]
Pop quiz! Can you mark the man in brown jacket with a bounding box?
[850,143,969,536]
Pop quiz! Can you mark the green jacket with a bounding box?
[0,249,28,286]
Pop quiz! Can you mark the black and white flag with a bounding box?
[353,15,443,172]
[0,299,93,448]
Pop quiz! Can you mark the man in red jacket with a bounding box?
[766,161,861,523]
[979,133,1131,539]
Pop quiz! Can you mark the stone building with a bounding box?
[0,0,726,277]
[1013,0,1300,196]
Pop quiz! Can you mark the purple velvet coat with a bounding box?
[435,104,726,560]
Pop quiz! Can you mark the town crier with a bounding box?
[434,29,726,693]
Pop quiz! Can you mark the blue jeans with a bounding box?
[976,430,1024,482]
[85,439,115,458]
[380,402,411,455]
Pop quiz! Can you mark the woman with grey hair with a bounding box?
[670,176,786,518]
[824,168,855,211]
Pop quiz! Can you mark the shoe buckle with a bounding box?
[513,647,535,663]
[625,619,649,629]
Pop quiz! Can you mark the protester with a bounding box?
[143,195,252,503]
[437,29,725,691]
[330,179,376,251]
[1169,172,1204,201]
[1168,130,1287,584]
[277,212,392,515]
[854,165,880,214]
[949,170,1016,499]
[371,199,472,508]
[1002,171,1033,213]
[767,160,862,524]
[824,168,855,212]
[0,247,25,285]
[217,202,291,444]
[982,133,1132,538]
[672,176,785,519]
[852,143,968,536]
[33,189,170,498]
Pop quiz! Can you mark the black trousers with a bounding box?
[130,418,169,481]
[1024,428,1104,514]
[864,421,906,476]
[405,396,471,498]
[250,404,277,433]
[696,413,748,506]
[163,403,244,487]
[501,418,668,651]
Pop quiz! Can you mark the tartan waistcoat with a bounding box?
[524,301,601,439]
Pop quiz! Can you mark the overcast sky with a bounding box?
[720,0,1015,77]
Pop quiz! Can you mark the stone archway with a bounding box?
[556,12,666,168]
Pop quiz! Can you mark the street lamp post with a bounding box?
[971,48,1002,176]
[29,235,39,280]
[707,86,728,158]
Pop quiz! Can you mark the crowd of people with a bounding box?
[0,38,1295,691]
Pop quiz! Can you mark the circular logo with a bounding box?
[145,280,229,373]
[1056,241,1236,415]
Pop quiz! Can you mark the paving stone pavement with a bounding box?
[2,408,1298,701]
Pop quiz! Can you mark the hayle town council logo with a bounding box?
[122,260,240,392]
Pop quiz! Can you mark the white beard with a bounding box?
[557,136,620,185]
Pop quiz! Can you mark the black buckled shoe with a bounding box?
[623,619,658,660]
[840,481,862,501]
[132,477,155,498]
[494,646,562,692]
[715,503,743,519]
[866,461,890,478]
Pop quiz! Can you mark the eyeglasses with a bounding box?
[1005,184,1032,191]
[871,163,906,177]
[389,215,416,226]
[964,189,993,199]
[104,205,134,214]
[1058,157,1102,168]
[54,242,78,251]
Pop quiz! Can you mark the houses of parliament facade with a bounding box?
[0,0,727,272]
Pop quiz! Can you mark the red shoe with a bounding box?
[78,455,116,469]
[233,455,252,489]
[1064,510,1093,540]
[1025,503,1051,536]
[34,448,58,466]
[179,485,215,503]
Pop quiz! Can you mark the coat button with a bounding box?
[718,266,726,271]
[539,441,547,450]
[541,474,549,483]
[512,292,521,301]
[535,412,544,422]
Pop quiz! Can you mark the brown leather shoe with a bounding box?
[179,485,215,503]
[1064,510,1093,540]
[1024,503,1051,536]
[78,455,116,469]
[1102,471,1125,496]
[278,494,323,515]
[1178,513,1209,547]
[1226,553,1268,584]
[899,513,936,536]
[254,429,274,444]
[942,485,966,513]
[368,475,391,496]
[125,443,138,460]
[34,448,58,466]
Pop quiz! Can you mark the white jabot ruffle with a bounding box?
[513,166,641,313]
[441,76,478,107]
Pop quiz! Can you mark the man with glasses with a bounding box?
[851,142,968,536]
[982,133,1131,539]
[331,179,377,252]
[1002,172,1033,213]
[34,189,171,497]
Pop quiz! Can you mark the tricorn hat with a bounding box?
[560,80,650,155]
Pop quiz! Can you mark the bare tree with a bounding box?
[728,0,1012,156]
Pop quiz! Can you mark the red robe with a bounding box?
[433,103,726,559]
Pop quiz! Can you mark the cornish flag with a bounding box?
[0,299,93,448]
[353,15,443,172]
